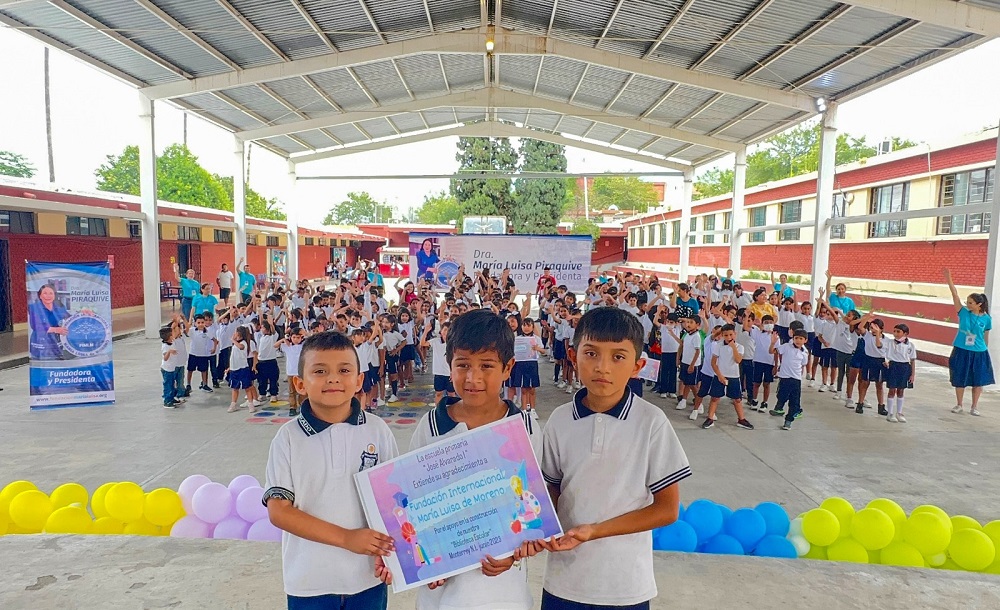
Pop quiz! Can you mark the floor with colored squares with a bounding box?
[245,383,436,427]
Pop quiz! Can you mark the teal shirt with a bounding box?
[239,271,255,294]
[192,294,219,315]
[953,307,992,352]
[180,277,200,299]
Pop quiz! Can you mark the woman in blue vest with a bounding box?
[944,268,993,416]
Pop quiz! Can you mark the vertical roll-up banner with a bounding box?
[26,261,115,408]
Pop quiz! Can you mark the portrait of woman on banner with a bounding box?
[415,238,440,281]
[28,283,96,360]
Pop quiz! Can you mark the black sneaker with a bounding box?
[794,411,803,420]
[212,382,221,389]
[288,408,298,417]
[781,421,792,430]
[757,401,768,413]
[855,403,865,414]
[701,418,716,429]
[200,384,214,393]
[736,419,755,430]
[769,408,785,417]
[877,405,888,416]
[163,402,178,409]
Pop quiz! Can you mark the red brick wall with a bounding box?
[742,244,813,274]
[828,240,986,286]
[5,234,144,324]
[298,245,329,279]
[627,247,680,265]
[593,236,626,265]
[689,245,731,267]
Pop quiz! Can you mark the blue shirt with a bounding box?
[954,307,992,352]
[828,294,856,315]
[773,284,795,298]
[676,296,700,314]
[416,250,439,280]
[192,294,219,315]
[28,300,70,360]
[238,271,255,294]
[180,277,200,299]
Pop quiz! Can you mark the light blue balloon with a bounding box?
[703,534,745,555]
[654,520,698,552]
[725,508,767,552]
[682,500,724,543]
[752,534,798,558]
[716,503,733,525]
[754,502,791,537]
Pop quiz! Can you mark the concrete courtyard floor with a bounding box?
[1,335,999,608]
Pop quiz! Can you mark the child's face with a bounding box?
[521,321,534,335]
[293,348,363,411]
[336,318,347,332]
[195,319,205,330]
[769,294,779,306]
[793,335,808,348]
[682,319,698,333]
[721,329,735,343]
[350,315,361,327]
[450,348,513,410]
[802,304,812,315]
[893,329,906,340]
[440,326,449,341]
[572,337,642,403]
[507,316,519,331]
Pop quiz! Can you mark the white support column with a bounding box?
[730,146,747,278]
[137,93,161,339]
[286,160,299,287]
[810,102,838,304]
[983,126,1000,368]
[680,170,693,282]
[233,138,247,266]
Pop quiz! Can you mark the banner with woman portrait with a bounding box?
[26,261,115,408]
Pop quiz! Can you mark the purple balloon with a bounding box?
[213,516,251,540]
[178,474,212,513]
[236,486,268,523]
[170,515,213,538]
[191,482,234,524]
[247,517,282,542]
[228,475,261,501]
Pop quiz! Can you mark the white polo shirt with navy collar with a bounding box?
[263,398,399,597]
[541,388,691,606]
[409,398,539,610]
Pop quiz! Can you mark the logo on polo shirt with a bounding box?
[359,443,379,472]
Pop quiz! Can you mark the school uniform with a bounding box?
[657,325,680,395]
[429,336,454,393]
[796,312,816,352]
[160,342,182,405]
[228,339,255,390]
[214,322,236,385]
[774,343,809,423]
[511,335,542,389]
[256,333,280,397]
[399,321,416,362]
[280,342,304,405]
[736,327,756,395]
[885,338,917,389]
[355,342,373,393]
[678,331,703,387]
[830,321,858,391]
[949,307,995,388]
[861,333,888,382]
[187,327,216,373]
[552,319,569,362]
[367,339,382,390]
[382,331,404,376]
[815,319,837,368]
[776,310,795,343]
[708,340,743,400]
[173,331,188,396]
[541,389,691,608]
[696,339,717,399]
[411,400,537,610]
[750,328,776,385]
[264,399,398,604]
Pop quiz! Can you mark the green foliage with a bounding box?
[695,123,917,199]
[512,139,567,234]
[156,144,229,210]
[0,150,37,179]
[95,145,141,195]
[415,190,462,225]
[450,137,518,219]
[570,217,600,242]
[323,191,394,225]
[589,175,659,213]
[216,175,286,221]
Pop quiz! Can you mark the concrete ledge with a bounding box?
[1,536,998,609]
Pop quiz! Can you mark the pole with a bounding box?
[680,170,693,283]
[730,146,747,278]
[984,125,1000,368]
[810,102,838,304]
[233,138,247,266]
[44,47,55,183]
[286,160,299,287]
[583,177,590,220]
[137,93,161,339]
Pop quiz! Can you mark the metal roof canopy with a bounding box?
[3,0,998,169]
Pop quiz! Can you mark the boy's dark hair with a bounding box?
[298,331,360,377]
[871,318,884,329]
[894,323,910,334]
[721,323,736,333]
[447,309,515,365]
[159,326,173,342]
[193,314,205,322]
[572,307,644,361]
[789,320,804,332]
[666,313,680,323]
[762,315,774,323]
[793,330,808,339]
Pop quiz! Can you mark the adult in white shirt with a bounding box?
[217,263,235,304]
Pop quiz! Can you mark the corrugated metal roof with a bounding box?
[296,0,381,51]
[308,68,374,111]
[440,54,484,91]
[226,0,329,60]
[396,54,449,96]
[155,0,279,68]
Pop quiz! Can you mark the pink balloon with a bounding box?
[236,486,268,523]
[228,475,261,501]
[178,474,212,513]
[247,517,282,542]
[170,515,213,538]
[213,516,251,540]
[191,482,234,524]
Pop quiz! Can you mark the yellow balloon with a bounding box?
[9,490,52,532]
[985,558,1000,575]
[0,481,38,520]
[866,498,906,540]
[50,483,89,510]
[881,541,925,568]
[827,538,869,563]
[90,482,116,519]
[948,529,996,572]
[939,558,964,571]
[851,508,895,551]
[105,482,145,523]
[820,497,855,539]
[983,521,1000,550]
[123,518,159,536]
[802,508,841,547]
[927,553,947,567]
[44,506,93,534]
[0,510,8,536]
[950,515,982,532]
[802,544,827,560]
[143,488,184,527]
[92,517,125,535]
[912,505,952,532]
[904,512,951,556]
[867,550,881,564]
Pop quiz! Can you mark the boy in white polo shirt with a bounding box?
[264,331,398,610]
[521,307,691,610]
[703,323,753,430]
[769,329,811,430]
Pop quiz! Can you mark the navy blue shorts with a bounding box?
[399,344,416,362]
[553,340,567,361]
[228,367,253,390]
[542,589,648,610]
[287,583,387,610]
[679,363,699,386]
[709,377,743,399]
[367,368,380,386]
[385,355,399,375]
[776,326,790,344]
[850,345,865,369]
[861,355,886,382]
[510,361,540,388]
[696,372,714,398]
[819,347,836,368]
[807,333,819,354]
[187,355,210,372]
[751,361,774,384]
[361,370,374,393]
[886,361,912,389]
[434,374,455,393]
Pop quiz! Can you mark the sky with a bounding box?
[1,26,999,229]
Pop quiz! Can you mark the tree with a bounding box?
[216,175,286,221]
[323,191,394,225]
[589,176,659,213]
[415,191,462,224]
[95,144,229,211]
[0,150,36,179]
[95,145,141,194]
[450,137,518,219]
[694,122,918,199]
[512,139,567,234]
[570,217,600,242]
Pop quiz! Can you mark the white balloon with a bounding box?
[789,517,804,538]
[928,553,947,567]
[791,535,810,557]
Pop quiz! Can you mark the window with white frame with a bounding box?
[671,220,680,246]
[938,169,993,235]
[748,207,766,243]
[703,214,715,244]
[659,222,667,245]
[779,200,802,241]
[723,211,731,244]
[689,217,696,245]
[869,183,909,238]
[831,193,848,239]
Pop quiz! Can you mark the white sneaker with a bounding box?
[844,398,854,409]
[808,380,816,388]
[669,393,677,399]
[896,413,906,423]
[831,392,840,400]
[556,381,567,389]
[817,384,827,393]
[887,414,898,423]
[227,403,239,413]
[951,405,963,414]
[387,394,398,403]
[864,400,873,408]
[688,409,700,421]
[574,380,582,389]
[565,386,573,394]
[659,393,668,398]
[376,399,385,407]
[675,399,687,411]
[240,399,251,408]
[970,408,981,416]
